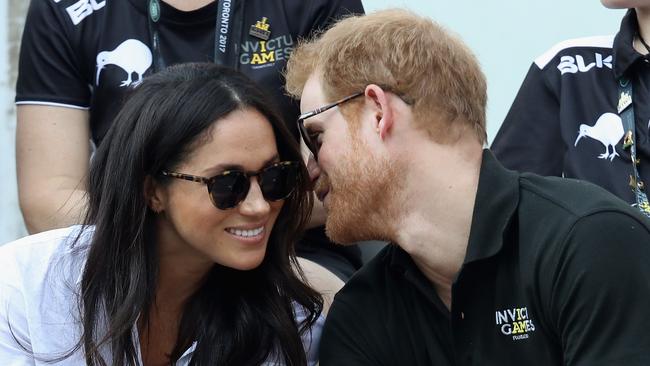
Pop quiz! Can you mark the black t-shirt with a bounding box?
[15,0,365,279]
[492,10,650,206]
[16,0,364,145]
[320,151,650,365]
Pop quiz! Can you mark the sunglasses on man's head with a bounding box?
[297,91,364,161]
[161,161,300,210]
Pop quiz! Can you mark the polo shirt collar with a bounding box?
[464,150,519,264]
[385,150,519,310]
[614,9,645,79]
[387,245,450,314]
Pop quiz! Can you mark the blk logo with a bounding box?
[557,53,612,75]
[66,0,106,25]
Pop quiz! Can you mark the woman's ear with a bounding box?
[144,175,165,213]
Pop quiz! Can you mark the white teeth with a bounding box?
[227,226,264,238]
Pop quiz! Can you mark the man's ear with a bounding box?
[364,84,393,140]
[144,175,165,213]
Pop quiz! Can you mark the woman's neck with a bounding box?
[162,0,214,12]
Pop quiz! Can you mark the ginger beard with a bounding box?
[316,131,402,244]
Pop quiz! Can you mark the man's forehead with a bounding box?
[299,72,327,112]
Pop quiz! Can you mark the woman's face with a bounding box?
[153,108,286,271]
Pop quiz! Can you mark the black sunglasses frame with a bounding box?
[161,160,300,210]
[297,91,364,161]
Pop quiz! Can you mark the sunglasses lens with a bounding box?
[206,162,298,209]
[260,162,298,201]
[298,121,318,159]
[208,172,249,209]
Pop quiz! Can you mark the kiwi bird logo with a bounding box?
[95,39,153,87]
[574,112,625,161]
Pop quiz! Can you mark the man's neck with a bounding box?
[162,0,215,12]
[635,7,650,54]
[393,138,483,310]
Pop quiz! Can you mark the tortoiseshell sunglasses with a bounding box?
[161,161,300,209]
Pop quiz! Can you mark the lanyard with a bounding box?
[147,0,244,72]
[617,76,650,217]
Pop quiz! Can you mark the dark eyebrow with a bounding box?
[202,154,281,175]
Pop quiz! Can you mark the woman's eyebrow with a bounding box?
[202,153,282,175]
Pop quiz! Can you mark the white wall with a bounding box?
[0,1,26,244]
[0,1,628,243]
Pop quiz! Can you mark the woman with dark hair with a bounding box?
[0,62,323,365]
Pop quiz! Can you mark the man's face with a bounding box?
[300,74,401,244]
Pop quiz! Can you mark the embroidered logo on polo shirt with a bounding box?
[495,306,536,341]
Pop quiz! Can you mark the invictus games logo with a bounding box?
[240,36,294,69]
[495,306,536,341]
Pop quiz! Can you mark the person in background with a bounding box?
[1,63,323,365]
[492,0,650,218]
[285,9,650,365]
[15,0,364,288]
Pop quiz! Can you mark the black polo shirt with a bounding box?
[492,9,650,207]
[320,150,650,365]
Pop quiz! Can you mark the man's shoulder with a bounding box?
[533,35,615,71]
[513,174,650,266]
[27,0,118,29]
[334,244,396,305]
[518,173,636,219]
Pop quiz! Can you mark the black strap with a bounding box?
[147,0,244,72]
[214,0,244,69]
[618,76,650,217]
[148,0,165,72]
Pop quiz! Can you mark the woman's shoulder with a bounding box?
[0,225,91,280]
[0,225,93,362]
[0,225,93,303]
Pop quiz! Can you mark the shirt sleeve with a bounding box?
[15,0,91,108]
[319,297,389,366]
[491,62,564,176]
[546,212,650,366]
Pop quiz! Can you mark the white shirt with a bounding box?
[0,226,323,365]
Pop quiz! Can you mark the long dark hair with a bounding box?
[76,63,322,365]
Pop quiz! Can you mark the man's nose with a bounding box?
[306,155,321,184]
